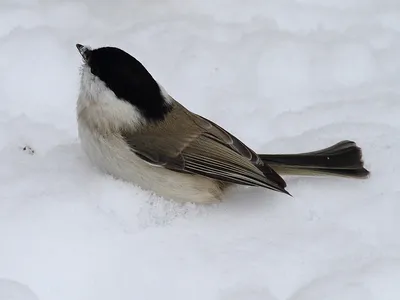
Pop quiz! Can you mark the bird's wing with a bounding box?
[121,103,288,194]
[193,114,287,189]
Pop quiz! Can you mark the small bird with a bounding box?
[75,44,370,203]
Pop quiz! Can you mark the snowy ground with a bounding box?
[1,0,399,299]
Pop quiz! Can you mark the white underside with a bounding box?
[78,123,224,203]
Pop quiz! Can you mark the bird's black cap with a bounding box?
[76,44,172,122]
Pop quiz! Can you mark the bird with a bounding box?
[75,43,370,204]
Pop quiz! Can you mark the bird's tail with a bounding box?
[258,140,370,178]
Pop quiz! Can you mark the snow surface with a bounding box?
[0,0,399,300]
[0,279,39,300]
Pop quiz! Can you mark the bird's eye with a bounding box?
[90,64,100,77]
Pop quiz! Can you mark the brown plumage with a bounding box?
[121,101,369,198]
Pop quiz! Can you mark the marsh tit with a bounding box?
[75,44,369,203]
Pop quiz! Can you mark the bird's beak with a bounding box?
[76,43,92,61]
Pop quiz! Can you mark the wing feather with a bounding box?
[121,102,288,194]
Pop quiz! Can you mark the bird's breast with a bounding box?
[77,118,225,204]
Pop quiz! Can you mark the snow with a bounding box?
[0,0,399,300]
[0,279,39,300]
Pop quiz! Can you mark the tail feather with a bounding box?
[258,140,370,178]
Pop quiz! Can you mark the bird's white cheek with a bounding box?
[77,67,146,131]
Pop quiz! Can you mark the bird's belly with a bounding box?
[78,124,224,203]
